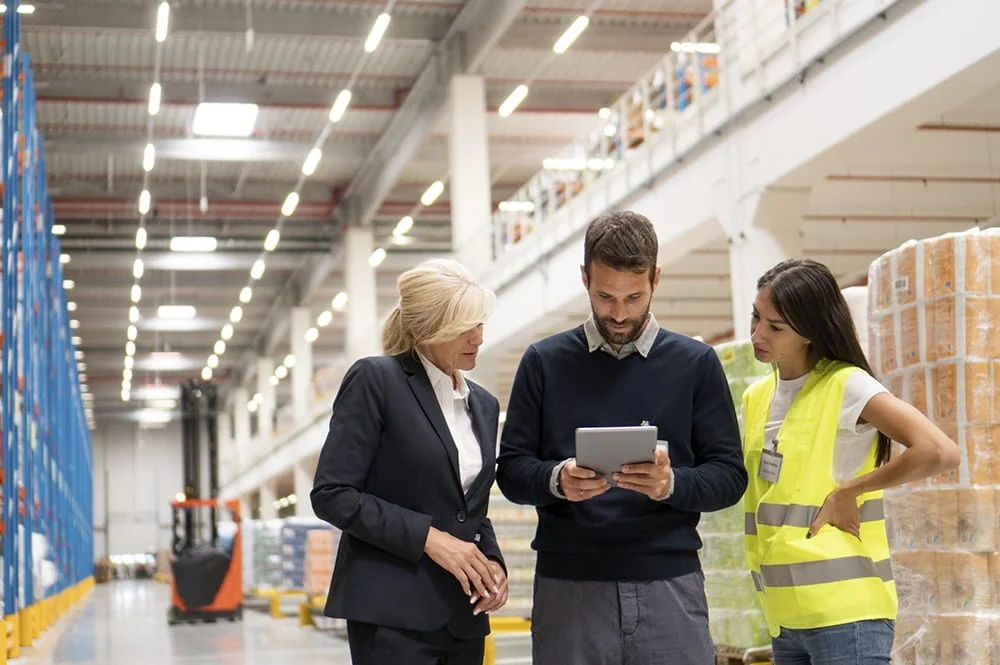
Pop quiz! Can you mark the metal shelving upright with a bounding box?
[1,1,94,659]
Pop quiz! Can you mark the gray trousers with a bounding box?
[531,571,715,665]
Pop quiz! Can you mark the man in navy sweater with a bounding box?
[497,210,747,664]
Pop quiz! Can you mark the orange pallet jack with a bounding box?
[167,381,243,625]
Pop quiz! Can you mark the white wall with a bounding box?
[92,421,184,559]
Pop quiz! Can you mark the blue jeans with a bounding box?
[771,620,894,665]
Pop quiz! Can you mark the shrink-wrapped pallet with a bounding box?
[304,528,341,597]
[700,340,772,649]
[867,227,1000,665]
[488,487,538,617]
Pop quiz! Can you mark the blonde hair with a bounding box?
[382,258,495,356]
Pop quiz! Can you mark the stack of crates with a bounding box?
[279,519,331,589]
[303,528,340,597]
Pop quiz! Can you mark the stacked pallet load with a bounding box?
[304,528,340,597]
[280,519,332,589]
[867,227,1000,665]
[701,340,772,650]
[487,486,537,617]
[248,520,283,591]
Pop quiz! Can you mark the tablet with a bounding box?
[575,425,658,486]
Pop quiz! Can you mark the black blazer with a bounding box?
[310,352,504,639]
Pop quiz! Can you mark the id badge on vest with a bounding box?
[758,439,783,483]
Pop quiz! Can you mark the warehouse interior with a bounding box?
[0,0,997,663]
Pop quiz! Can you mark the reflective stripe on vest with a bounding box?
[744,499,885,536]
[759,556,893,588]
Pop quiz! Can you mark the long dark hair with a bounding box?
[758,259,892,467]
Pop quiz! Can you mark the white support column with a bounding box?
[291,307,313,425]
[345,227,379,361]
[256,357,275,449]
[233,387,251,473]
[259,480,278,520]
[449,75,493,271]
[218,400,234,486]
[293,462,314,518]
[725,188,808,338]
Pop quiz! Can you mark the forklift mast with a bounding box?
[175,380,220,555]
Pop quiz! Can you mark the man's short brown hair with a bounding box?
[583,210,658,283]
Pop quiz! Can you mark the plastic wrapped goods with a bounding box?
[867,227,1000,665]
[700,340,772,649]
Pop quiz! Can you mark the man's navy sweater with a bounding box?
[496,326,747,581]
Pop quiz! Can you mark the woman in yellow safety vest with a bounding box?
[742,259,959,665]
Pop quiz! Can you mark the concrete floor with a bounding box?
[20,581,531,665]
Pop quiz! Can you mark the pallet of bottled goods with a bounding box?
[244,520,283,591]
[304,528,340,597]
[280,519,333,589]
[487,486,537,618]
[867,227,1000,665]
[701,340,773,651]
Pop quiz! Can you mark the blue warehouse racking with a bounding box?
[1,1,94,660]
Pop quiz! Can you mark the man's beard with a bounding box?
[594,309,650,346]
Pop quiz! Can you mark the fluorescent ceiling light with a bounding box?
[70,319,80,329]
[130,306,140,323]
[316,310,333,327]
[304,327,319,343]
[63,279,75,290]
[131,284,142,303]
[275,365,288,379]
[598,107,611,119]
[498,84,529,118]
[75,350,84,360]
[329,89,352,123]
[364,12,391,53]
[133,258,144,279]
[170,236,217,252]
[229,306,243,323]
[221,324,234,341]
[143,143,156,172]
[136,227,147,250]
[368,248,387,268]
[67,301,78,312]
[553,15,589,54]
[121,391,131,403]
[250,259,265,280]
[331,291,348,312]
[147,399,177,410]
[148,83,162,117]
[498,200,535,212]
[302,148,322,176]
[72,336,82,345]
[127,325,138,341]
[0,5,38,14]
[126,341,136,356]
[201,367,213,381]
[138,190,151,215]
[393,216,413,237]
[214,340,226,355]
[124,355,134,369]
[247,400,258,413]
[281,192,299,217]
[52,224,66,236]
[283,354,296,368]
[671,41,720,54]
[264,228,280,252]
[155,2,170,42]
[269,375,279,387]
[158,305,196,319]
[253,393,263,405]
[193,103,259,138]
[207,355,219,369]
[420,180,444,206]
[60,253,71,264]
[138,409,172,424]
[239,286,253,304]
[123,368,133,381]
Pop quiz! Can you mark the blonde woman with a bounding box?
[311,258,508,665]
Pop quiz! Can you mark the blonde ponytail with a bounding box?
[381,306,413,356]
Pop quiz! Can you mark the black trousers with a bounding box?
[346,620,485,665]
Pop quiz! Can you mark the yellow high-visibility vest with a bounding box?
[742,360,897,637]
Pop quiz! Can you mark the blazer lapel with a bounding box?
[464,385,494,498]
[399,353,462,489]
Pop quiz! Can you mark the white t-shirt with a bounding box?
[764,370,888,484]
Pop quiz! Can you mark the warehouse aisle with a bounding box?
[21,581,531,665]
